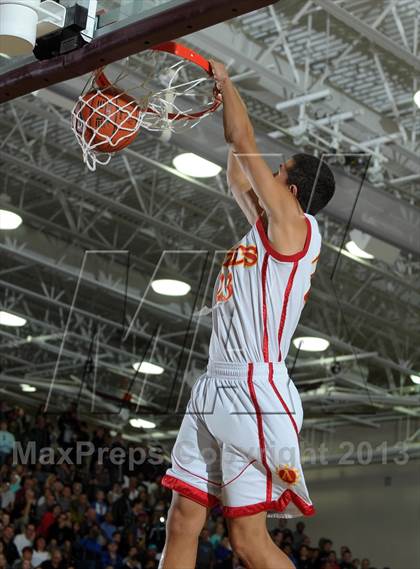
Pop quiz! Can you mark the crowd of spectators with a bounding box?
[194,519,388,569]
[0,401,388,569]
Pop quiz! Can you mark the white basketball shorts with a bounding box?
[162,361,315,518]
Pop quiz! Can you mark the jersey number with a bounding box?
[216,245,258,303]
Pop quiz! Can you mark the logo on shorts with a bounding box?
[276,465,300,485]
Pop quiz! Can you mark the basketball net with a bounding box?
[71,42,221,171]
[71,75,146,171]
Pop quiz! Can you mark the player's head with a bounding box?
[277,154,335,216]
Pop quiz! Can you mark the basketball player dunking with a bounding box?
[159,60,335,569]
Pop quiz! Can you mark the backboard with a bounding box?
[0,0,188,74]
[0,0,277,103]
[95,0,186,34]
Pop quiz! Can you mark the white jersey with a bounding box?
[162,213,321,518]
[209,214,321,363]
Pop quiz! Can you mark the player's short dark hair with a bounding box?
[286,153,335,216]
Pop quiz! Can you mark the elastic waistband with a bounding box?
[206,360,288,380]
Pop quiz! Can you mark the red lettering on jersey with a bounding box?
[216,271,233,303]
[243,245,258,267]
[223,245,258,268]
[223,249,241,267]
[217,245,257,303]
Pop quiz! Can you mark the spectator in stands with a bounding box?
[271,528,283,549]
[340,547,350,559]
[352,559,360,569]
[214,536,232,569]
[37,505,61,540]
[89,428,106,474]
[48,512,74,544]
[282,528,294,546]
[293,522,307,552]
[282,543,297,567]
[79,525,103,568]
[122,547,141,569]
[111,489,132,528]
[11,545,33,569]
[107,435,126,486]
[100,513,117,542]
[61,539,75,568]
[57,487,72,514]
[340,550,353,569]
[328,551,340,569]
[40,548,66,569]
[124,478,139,503]
[296,544,311,569]
[28,417,50,461]
[302,535,311,548]
[36,490,56,522]
[310,547,321,569]
[361,560,370,569]
[70,494,89,527]
[31,537,50,567]
[320,539,333,557]
[107,484,122,505]
[1,526,19,566]
[196,528,215,569]
[13,525,35,557]
[57,405,79,453]
[1,474,21,511]
[0,424,15,466]
[143,544,159,569]
[102,542,123,569]
[209,522,225,548]
[92,490,107,522]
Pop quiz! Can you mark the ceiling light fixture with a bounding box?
[173,153,222,178]
[293,337,330,352]
[0,210,22,230]
[0,311,27,327]
[132,361,164,375]
[130,418,156,429]
[20,383,36,392]
[151,279,191,297]
[345,241,374,259]
[410,374,420,385]
[414,90,420,109]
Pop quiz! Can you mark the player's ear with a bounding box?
[289,184,298,197]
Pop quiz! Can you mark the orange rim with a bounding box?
[94,41,221,121]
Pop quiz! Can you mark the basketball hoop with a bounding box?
[71,41,221,171]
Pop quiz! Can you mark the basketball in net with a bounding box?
[74,88,141,154]
[71,42,222,170]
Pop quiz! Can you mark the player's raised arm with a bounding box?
[210,59,299,224]
[227,148,263,226]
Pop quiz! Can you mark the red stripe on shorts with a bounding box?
[268,362,299,437]
[247,362,272,502]
[161,474,219,508]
